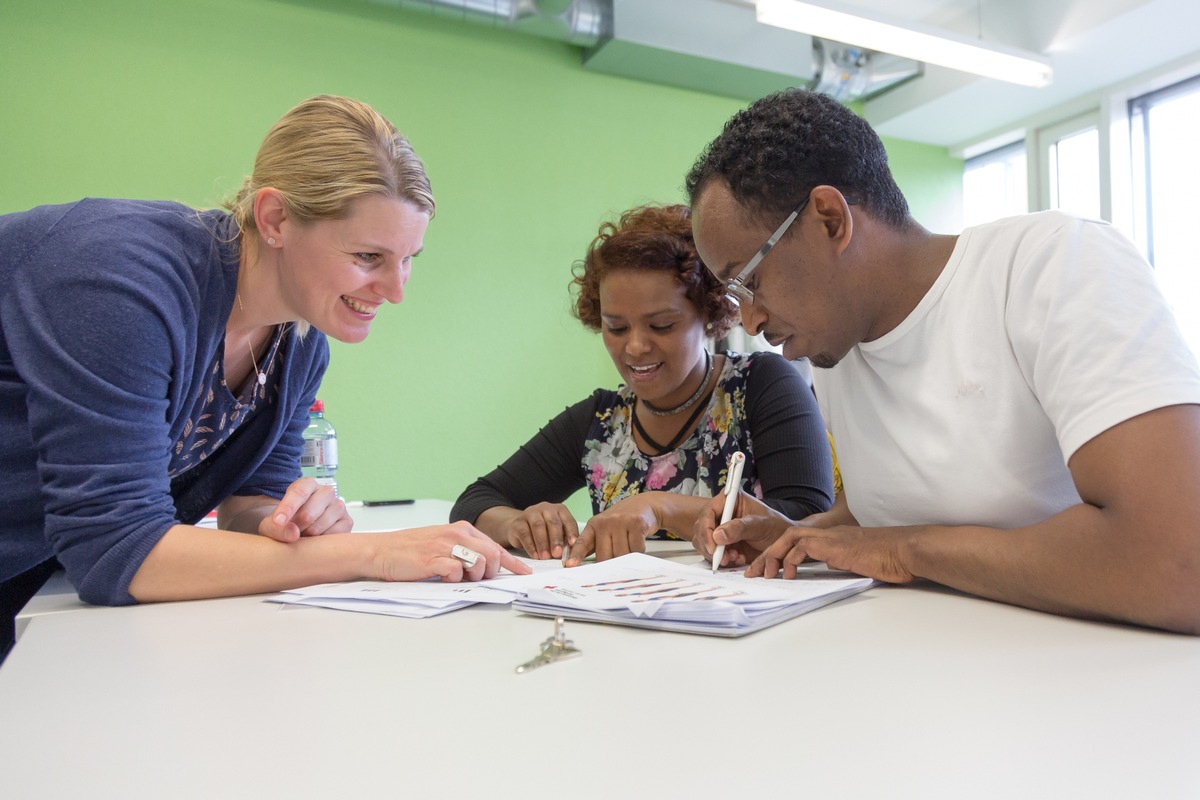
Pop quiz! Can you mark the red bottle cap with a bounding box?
[310,399,325,413]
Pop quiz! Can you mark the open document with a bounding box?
[503,552,874,637]
[267,553,871,632]
[266,557,561,618]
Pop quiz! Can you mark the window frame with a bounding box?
[1033,110,1102,217]
[1128,72,1200,266]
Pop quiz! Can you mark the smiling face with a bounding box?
[692,182,855,369]
[277,193,429,343]
[599,268,710,407]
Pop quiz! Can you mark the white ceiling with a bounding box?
[853,0,1200,148]
[589,0,1200,149]
[368,0,1200,150]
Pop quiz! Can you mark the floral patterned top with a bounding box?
[452,351,834,528]
[584,352,762,514]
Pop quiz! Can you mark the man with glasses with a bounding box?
[686,88,1200,634]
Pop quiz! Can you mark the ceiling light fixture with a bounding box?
[755,0,1053,88]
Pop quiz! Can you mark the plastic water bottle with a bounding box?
[301,399,338,496]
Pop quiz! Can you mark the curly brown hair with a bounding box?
[571,204,737,338]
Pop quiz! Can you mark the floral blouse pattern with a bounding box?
[167,325,287,479]
[582,352,763,518]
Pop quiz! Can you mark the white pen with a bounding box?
[712,451,746,574]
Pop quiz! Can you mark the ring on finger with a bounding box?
[450,544,481,568]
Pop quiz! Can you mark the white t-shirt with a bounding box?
[814,211,1200,529]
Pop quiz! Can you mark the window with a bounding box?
[1047,127,1100,218]
[959,66,1200,353]
[962,141,1027,228]
[1037,113,1101,220]
[1130,74,1200,354]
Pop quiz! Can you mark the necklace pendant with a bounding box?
[257,372,267,386]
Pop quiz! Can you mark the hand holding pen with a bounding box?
[711,452,745,573]
[695,483,795,570]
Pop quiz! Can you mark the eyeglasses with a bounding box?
[724,196,809,307]
[724,193,860,307]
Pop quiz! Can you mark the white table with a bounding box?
[4,502,1200,799]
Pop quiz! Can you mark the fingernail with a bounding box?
[274,513,286,525]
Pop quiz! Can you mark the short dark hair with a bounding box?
[685,89,912,228]
[572,204,738,338]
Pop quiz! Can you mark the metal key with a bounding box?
[515,617,582,674]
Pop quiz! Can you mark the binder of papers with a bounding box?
[267,553,872,634]
[503,552,873,637]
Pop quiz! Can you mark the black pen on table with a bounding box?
[345,499,416,507]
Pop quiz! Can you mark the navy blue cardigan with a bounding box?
[0,199,328,605]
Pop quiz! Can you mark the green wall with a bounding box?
[0,0,962,510]
[885,137,964,234]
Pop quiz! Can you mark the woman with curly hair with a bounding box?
[452,203,834,564]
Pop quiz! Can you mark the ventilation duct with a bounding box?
[375,0,606,46]
[368,0,921,102]
[809,40,924,102]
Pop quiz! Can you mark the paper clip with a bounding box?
[515,616,582,674]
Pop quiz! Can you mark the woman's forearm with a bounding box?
[127,524,374,602]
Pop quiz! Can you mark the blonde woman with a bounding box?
[0,95,525,658]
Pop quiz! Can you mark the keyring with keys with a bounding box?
[516,617,582,674]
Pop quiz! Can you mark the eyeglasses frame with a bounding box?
[724,191,860,307]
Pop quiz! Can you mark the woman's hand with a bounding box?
[370,521,532,582]
[496,502,580,560]
[131,516,531,602]
[691,490,794,568]
[257,477,353,542]
[564,494,661,566]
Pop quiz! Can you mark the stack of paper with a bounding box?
[503,552,873,637]
[267,557,560,618]
[268,581,518,618]
[267,553,872,632]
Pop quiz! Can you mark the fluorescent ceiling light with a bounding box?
[756,0,1053,87]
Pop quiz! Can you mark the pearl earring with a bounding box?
[267,237,277,246]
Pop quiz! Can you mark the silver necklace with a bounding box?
[237,292,269,387]
[642,351,713,417]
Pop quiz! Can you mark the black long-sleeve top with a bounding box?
[452,351,834,527]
